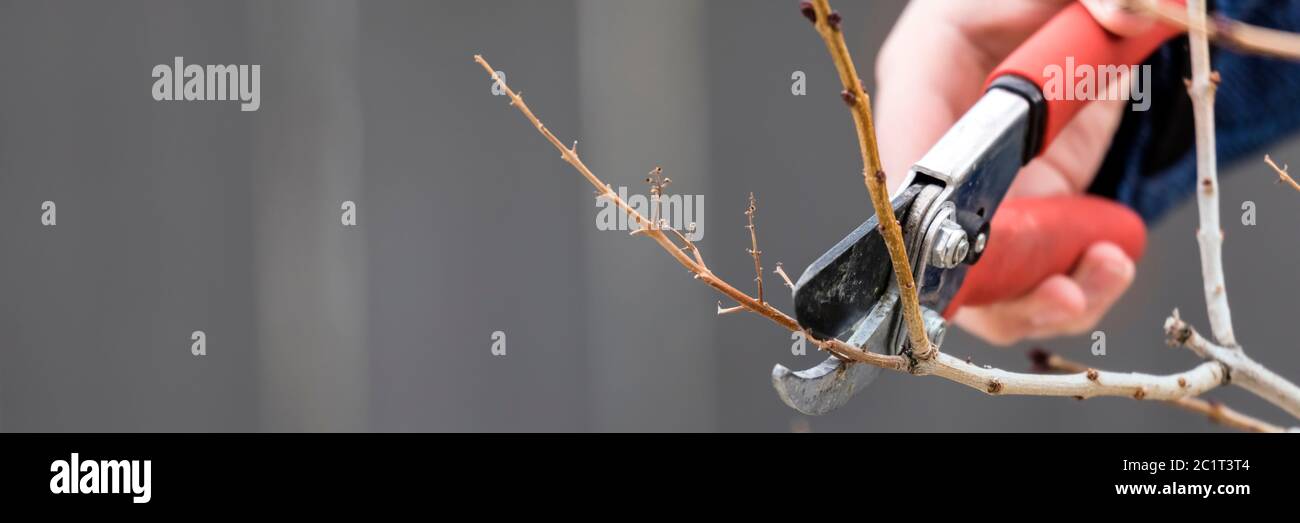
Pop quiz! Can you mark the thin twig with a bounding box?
[1169,398,1290,433]
[1186,0,1237,347]
[1029,348,1287,433]
[473,54,897,369]
[1264,154,1300,193]
[1123,0,1300,60]
[646,166,671,229]
[745,193,764,304]
[717,302,745,316]
[803,0,932,359]
[774,263,795,290]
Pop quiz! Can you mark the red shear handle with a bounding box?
[986,2,1182,153]
[944,195,1146,317]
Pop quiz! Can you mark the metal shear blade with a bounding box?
[771,185,936,416]
[772,287,898,416]
[789,184,923,342]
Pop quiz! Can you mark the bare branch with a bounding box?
[1170,398,1291,433]
[1165,312,1300,419]
[1186,0,1237,347]
[474,51,1296,418]
[1030,348,1288,433]
[918,352,1224,401]
[774,263,796,290]
[745,192,765,304]
[645,166,671,229]
[1105,1,1300,424]
[473,54,895,368]
[1264,154,1300,193]
[717,302,745,316]
[803,0,933,359]
[1123,0,1300,60]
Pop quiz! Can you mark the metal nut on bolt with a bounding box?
[930,219,970,269]
[921,307,946,349]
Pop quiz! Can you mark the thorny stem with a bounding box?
[1264,155,1300,193]
[473,54,902,370]
[745,193,764,304]
[1031,348,1289,433]
[646,166,670,228]
[1123,0,1300,60]
[773,263,796,290]
[804,0,933,360]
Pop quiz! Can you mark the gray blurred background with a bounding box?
[0,0,1297,432]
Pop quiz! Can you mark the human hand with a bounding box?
[874,0,1153,345]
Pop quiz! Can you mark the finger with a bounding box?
[953,242,1136,345]
[1055,241,1137,335]
[954,274,1087,346]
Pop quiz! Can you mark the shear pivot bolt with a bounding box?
[922,307,946,348]
[930,219,969,269]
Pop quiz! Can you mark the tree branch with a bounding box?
[1123,0,1300,60]
[744,193,765,304]
[1106,1,1300,424]
[921,352,1225,400]
[1165,312,1300,419]
[1264,154,1300,193]
[1030,348,1289,433]
[773,263,796,290]
[1186,0,1237,347]
[802,0,933,359]
[473,54,900,370]
[1169,397,1291,433]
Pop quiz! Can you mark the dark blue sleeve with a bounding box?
[1088,0,1300,223]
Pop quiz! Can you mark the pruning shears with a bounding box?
[773,2,1183,415]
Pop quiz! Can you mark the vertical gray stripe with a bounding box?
[578,0,716,431]
[250,0,368,431]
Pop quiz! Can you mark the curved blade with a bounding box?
[772,358,878,416]
[772,290,898,415]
